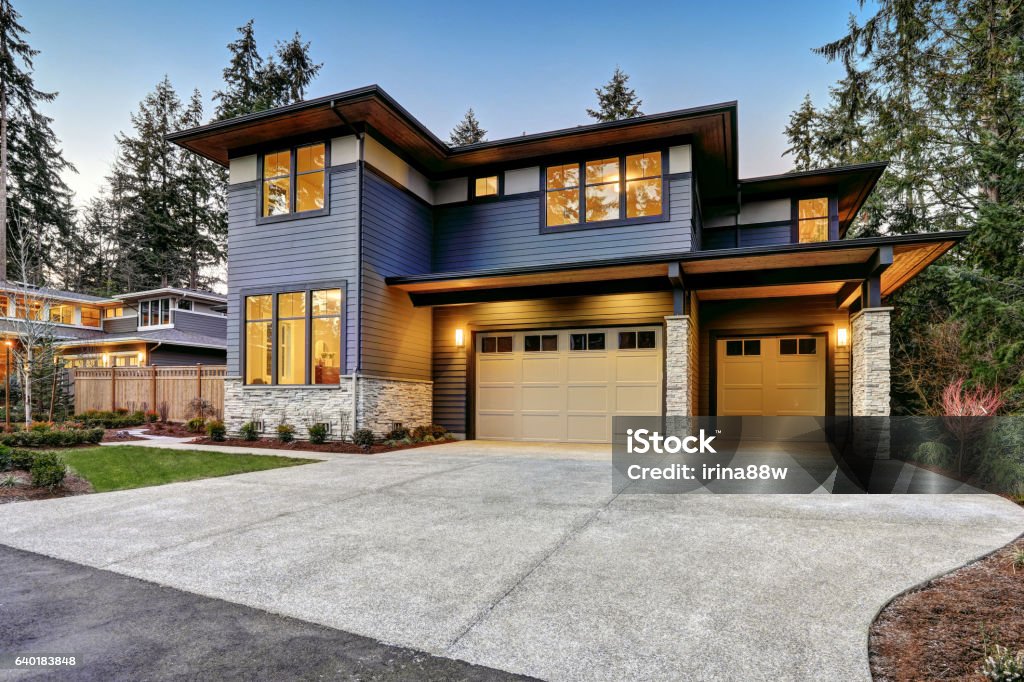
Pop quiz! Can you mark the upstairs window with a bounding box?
[139,298,171,327]
[545,151,664,230]
[797,198,829,243]
[50,304,75,325]
[80,306,101,328]
[15,297,42,321]
[104,306,124,319]
[261,142,326,218]
[473,175,499,198]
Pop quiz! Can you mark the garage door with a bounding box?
[716,335,825,416]
[475,327,662,443]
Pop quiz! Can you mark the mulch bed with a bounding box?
[869,535,1024,681]
[102,428,147,443]
[0,470,93,504]
[191,437,457,454]
[143,423,199,438]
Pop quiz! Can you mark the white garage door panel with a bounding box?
[476,327,662,443]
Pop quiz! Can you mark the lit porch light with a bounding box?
[102,353,110,367]
[837,327,849,347]
[454,328,465,349]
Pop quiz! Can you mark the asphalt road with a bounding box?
[0,545,531,681]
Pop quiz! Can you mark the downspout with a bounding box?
[331,102,364,430]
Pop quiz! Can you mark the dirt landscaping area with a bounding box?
[870,535,1024,681]
[0,469,92,504]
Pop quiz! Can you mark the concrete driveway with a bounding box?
[0,441,1021,681]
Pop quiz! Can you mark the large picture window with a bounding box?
[545,151,664,230]
[261,142,326,218]
[138,298,171,327]
[244,287,343,386]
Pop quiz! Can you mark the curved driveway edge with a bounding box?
[0,440,1021,680]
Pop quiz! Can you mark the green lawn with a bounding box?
[62,446,316,493]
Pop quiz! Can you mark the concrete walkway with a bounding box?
[1,440,1021,680]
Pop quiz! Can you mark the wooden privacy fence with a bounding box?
[73,365,226,422]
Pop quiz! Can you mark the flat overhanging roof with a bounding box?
[386,232,966,306]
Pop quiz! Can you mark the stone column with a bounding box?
[851,307,892,416]
[665,315,695,416]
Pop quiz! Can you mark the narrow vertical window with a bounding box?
[262,150,292,217]
[295,143,326,213]
[625,152,663,218]
[545,163,580,227]
[585,158,621,222]
[797,198,829,243]
[245,295,272,385]
[277,292,306,385]
[311,289,342,385]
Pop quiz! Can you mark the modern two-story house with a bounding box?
[169,85,963,442]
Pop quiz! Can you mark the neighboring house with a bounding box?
[169,85,962,442]
[0,284,227,370]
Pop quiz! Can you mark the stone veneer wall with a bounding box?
[356,376,434,436]
[851,307,892,417]
[223,375,434,440]
[665,315,695,416]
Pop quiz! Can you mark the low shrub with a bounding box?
[0,444,10,471]
[410,424,451,442]
[309,423,330,445]
[239,421,260,441]
[76,410,147,429]
[144,410,160,423]
[982,644,1024,681]
[9,449,34,471]
[29,451,66,489]
[205,420,226,442]
[386,425,410,441]
[185,417,207,434]
[29,421,54,433]
[0,427,103,449]
[912,441,953,468]
[350,428,373,448]
[277,424,295,443]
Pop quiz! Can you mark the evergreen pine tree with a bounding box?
[449,108,487,146]
[783,94,819,172]
[0,0,75,282]
[586,67,643,122]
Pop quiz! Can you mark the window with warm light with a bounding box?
[138,299,171,327]
[15,297,42,321]
[80,306,101,328]
[261,143,326,218]
[545,151,664,229]
[244,287,343,386]
[105,306,124,319]
[473,176,499,198]
[797,198,830,243]
[49,304,74,325]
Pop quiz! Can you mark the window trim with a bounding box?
[257,141,331,225]
[540,149,668,234]
[791,195,838,243]
[470,173,503,201]
[240,281,346,388]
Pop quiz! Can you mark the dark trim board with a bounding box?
[708,327,835,417]
[409,277,671,307]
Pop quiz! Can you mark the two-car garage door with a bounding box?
[475,327,662,443]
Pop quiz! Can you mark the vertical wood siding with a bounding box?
[432,176,693,271]
[697,296,851,416]
[432,292,674,434]
[360,169,433,381]
[225,167,359,376]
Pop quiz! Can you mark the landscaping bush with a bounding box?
[76,409,146,429]
[29,451,66,489]
[9,449,34,471]
[206,420,226,442]
[912,441,954,468]
[386,425,410,441]
[144,410,159,423]
[410,424,451,441]
[350,428,373,447]
[982,644,1024,681]
[0,444,10,471]
[239,421,260,441]
[185,417,207,434]
[0,427,103,449]
[309,423,330,445]
[277,424,295,443]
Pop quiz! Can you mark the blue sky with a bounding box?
[22,0,873,204]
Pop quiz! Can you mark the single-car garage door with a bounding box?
[716,335,826,416]
[475,327,662,443]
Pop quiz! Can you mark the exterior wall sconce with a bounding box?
[837,327,848,347]
[454,328,465,349]
[137,351,146,366]
[102,353,110,367]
